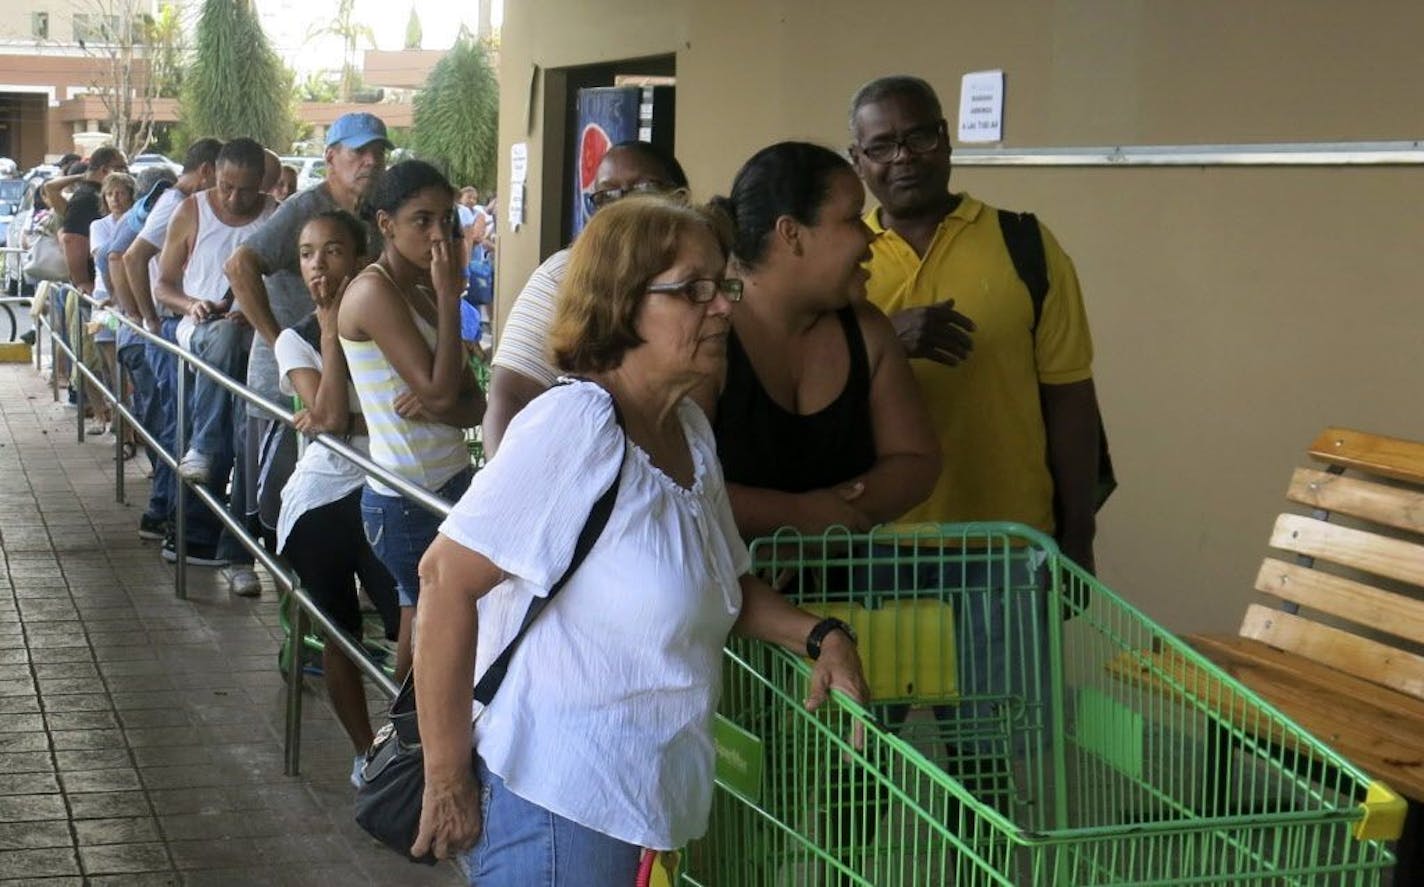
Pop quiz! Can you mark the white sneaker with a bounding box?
[177,449,212,483]
[219,565,261,597]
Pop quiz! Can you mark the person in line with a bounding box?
[338,160,484,680]
[48,146,128,296]
[411,194,869,880]
[123,138,224,554]
[703,142,938,538]
[851,75,1102,571]
[227,114,391,549]
[153,137,276,587]
[270,165,298,202]
[87,171,138,439]
[482,140,689,456]
[275,210,400,788]
[105,165,178,526]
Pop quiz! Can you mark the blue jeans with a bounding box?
[186,317,251,462]
[360,466,474,607]
[118,341,167,521]
[463,758,640,887]
[148,318,220,548]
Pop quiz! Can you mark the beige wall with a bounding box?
[497,0,1424,633]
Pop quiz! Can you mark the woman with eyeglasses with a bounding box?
[703,141,939,538]
[483,140,689,457]
[410,194,868,882]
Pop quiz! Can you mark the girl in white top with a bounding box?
[274,212,400,787]
[413,195,869,883]
[337,160,485,682]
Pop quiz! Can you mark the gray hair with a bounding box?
[848,75,944,134]
[135,165,177,195]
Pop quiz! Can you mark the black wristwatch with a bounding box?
[806,617,857,660]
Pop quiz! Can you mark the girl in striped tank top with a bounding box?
[337,161,485,679]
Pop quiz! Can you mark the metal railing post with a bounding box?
[113,344,125,504]
[75,347,86,444]
[284,593,308,776]
[49,293,59,403]
[173,354,188,600]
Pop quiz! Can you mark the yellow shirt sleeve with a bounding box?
[1034,221,1094,385]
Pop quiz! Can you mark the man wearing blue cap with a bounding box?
[220,112,391,595]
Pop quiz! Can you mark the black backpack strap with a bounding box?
[471,389,625,706]
[998,209,1049,332]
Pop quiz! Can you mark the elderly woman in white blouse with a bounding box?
[411,194,869,883]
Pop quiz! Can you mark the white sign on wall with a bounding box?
[510,142,529,186]
[957,70,1004,143]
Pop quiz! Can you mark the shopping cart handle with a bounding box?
[1353,780,1406,841]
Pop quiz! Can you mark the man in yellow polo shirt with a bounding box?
[850,75,1103,573]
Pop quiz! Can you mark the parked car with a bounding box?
[281,156,326,192]
[129,152,181,177]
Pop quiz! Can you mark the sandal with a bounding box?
[121,442,137,461]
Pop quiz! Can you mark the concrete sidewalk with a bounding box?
[0,363,462,885]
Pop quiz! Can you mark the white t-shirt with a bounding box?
[489,248,570,387]
[138,188,184,318]
[89,214,119,301]
[273,327,368,552]
[438,380,748,850]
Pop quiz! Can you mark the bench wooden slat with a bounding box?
[1187,634,1424,800]
[1269,513,1424,588]
[1254,558,1424,647]
[1310,427,1424,486]
[1239,603,1424,700]
[1287,467,1424,536]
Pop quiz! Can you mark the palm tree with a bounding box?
[180,0,294,148]
[411,33,499,191]
[307,0,376,103]
[404,7,423,50]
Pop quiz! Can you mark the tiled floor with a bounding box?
[0,363,462,885]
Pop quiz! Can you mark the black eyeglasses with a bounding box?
[646,277,744,304]
[852,121,949,164]
[584,180,670,216]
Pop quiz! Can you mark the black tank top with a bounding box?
[715,306,876,493]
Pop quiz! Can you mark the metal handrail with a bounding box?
[33,282,461,778]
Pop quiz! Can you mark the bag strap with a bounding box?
[388,384,627,725]
[997,209,1049,331]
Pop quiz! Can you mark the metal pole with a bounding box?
[173,355,187,600]
[75,350,86,444]
[113,345,125,505]
[49,294,59,403]
[284,594,308,776]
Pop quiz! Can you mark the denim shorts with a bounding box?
[360,466,474,607]
[463,757,640,886]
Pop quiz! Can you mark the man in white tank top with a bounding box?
[154,138,276,588]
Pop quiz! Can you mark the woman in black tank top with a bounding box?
[703,142,939,539]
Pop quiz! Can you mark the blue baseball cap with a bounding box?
[326,113,393,151]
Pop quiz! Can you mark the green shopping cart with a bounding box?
[684,523,1401,886]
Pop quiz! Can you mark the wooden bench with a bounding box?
[1189,427,1424,876]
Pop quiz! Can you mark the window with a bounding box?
[72,13,120,44]
[32,12,49,40]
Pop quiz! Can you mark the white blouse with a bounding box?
[273,329,368,552]
[438,380,748,850]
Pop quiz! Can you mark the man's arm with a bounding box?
[225,245,280,345]
[60,233,93,293]
[123,238,162,332]
[153,198,200,317]
[1041,378,1101,573]
[481,366,546,459]
[41,174,81,219]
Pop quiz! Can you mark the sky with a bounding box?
[255,0,502,76]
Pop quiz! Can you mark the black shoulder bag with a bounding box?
[354,395,626,864]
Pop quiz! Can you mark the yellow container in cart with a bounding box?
[683,523,1399,886]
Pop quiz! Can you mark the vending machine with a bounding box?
[570,84,675,237]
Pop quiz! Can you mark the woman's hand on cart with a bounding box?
[804,630,871,750]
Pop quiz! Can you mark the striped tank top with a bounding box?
[340,263,470,497]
